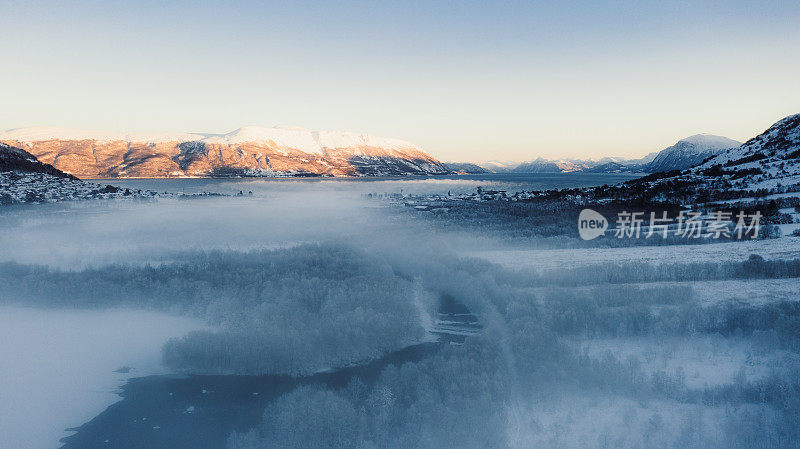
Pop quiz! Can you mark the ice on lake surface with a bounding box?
[0,306,206,449]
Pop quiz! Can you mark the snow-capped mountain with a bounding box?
[509,158,562,173]
[510,158,596,173]
[0,127,448,178]
[645,134,740,173]
[584,135,739,174]
[478,160,520,172]
[636,151,661,165]
[442,162,491,174]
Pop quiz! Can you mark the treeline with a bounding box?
[223,246,800,448]
[0,244,427,376]
[530,255,800,287]
[2,239,799,446]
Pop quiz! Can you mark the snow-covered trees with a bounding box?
[2,240,799,448]
[228,340,509,449]
[0,244,427,376]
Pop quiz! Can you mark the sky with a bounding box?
[1,0,799,162]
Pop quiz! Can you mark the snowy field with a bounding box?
[467,236,800,271]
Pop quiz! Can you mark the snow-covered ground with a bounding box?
[0,170,158,205]
[471,236,800,448]
[577,335,796,389]
[0,306,206,449]
[512,395,733,449]
[523,277,800,307]
[467,237,800,271]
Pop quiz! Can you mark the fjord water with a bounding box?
[98,173,642,196]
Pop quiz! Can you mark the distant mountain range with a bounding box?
[441,162,491,174]
[0,125,774,183]
[470,134,741,175]
[3,114,798,207]
[0,127,449,178]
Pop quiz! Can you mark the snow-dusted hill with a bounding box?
[693,114,800,190]
[698,115,800,168]
[1,142,166,205]
[0,142,75,179]
[610,113,800,201]
[0,126,448,178]
[477,160,519,172]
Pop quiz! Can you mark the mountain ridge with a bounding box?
[0,127,448,179]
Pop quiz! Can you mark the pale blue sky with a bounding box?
[1,0,798,161]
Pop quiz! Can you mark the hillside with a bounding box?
[693,114,800,190]
[0,143,76,179]
[597,114,800,204]
[0,142,162,205]
[0,127,448,178]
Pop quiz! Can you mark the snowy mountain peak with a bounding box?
[645,134,740,173]
[676,134,742,149]
[0,126,445,178]
[202,126,323,153]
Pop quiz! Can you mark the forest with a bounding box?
[1,238,798,448]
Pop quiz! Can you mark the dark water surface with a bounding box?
[60,343,439,449]
[95,173,641,197]
[61,296,478,449]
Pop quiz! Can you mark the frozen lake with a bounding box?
[0,306,206,449]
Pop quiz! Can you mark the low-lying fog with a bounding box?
[1,181,798,449]
[0,186,494,269]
